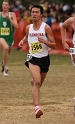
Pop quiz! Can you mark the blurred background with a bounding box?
[0,0,75,55]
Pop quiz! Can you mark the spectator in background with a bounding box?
[11,0,25,19]
[10,4,21,23]
[28,3,34,10]
[43,9,51,26]
[50,7,56,23]
[23,9,32,24]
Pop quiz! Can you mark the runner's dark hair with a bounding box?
[31,5,44,14]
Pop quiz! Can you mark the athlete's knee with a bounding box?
[4,45,9,51]
[34,79,41,87]
[0,38,9,51]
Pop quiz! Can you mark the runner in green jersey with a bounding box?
[0,12,14,46]
[0,0,18,76]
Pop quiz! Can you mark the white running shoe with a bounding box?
[3,71,8,76]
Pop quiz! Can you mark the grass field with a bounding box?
[0,49,75,124]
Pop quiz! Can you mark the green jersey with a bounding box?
[0,12,14,46]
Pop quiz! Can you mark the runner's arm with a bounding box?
[61,17,73,51]
[8,12,18,28]
[38,25,56,49]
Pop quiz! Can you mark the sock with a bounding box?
[4,66,8,73]
[35,105,40,114]
[5,66,8,70]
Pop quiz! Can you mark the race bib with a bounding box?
[27,54,32,61]
[69,48,75,55]
[1,28,10,35]
[72,34,75,47]
[69,48,75,67]
[30,42,43,54]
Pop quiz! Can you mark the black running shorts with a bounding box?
[25,55,50,73]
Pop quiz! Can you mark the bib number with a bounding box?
[30,42,43,53]
[1,28,10,35]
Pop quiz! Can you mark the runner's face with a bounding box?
[2,2,10,11]
[31,8,42,21]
